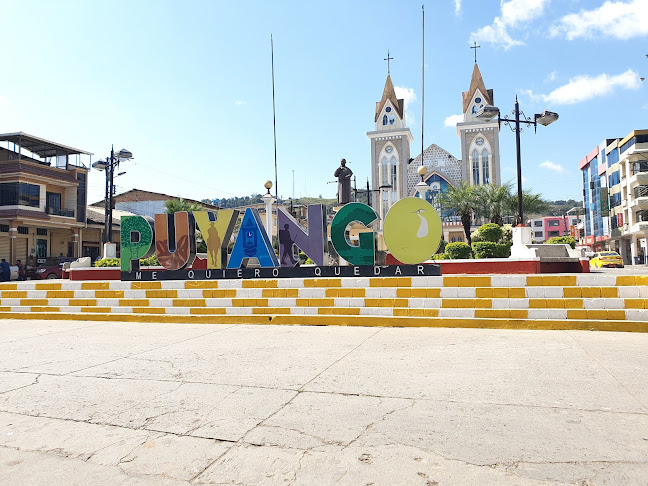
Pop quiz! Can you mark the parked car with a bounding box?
[589,251,624,268]
[25,257,76,280]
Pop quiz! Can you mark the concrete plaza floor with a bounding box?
[0,319,646,485]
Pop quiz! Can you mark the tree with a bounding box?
[473,181,513,226]
[164,198,204,214]
[437,182,477,246]
[505,189,550,225]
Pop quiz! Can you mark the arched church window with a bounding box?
[382,115,388,125]
[390,156,398,188]
[381,157,389,185]
[482,149,490,184]
[472,150,480,185]
[389,115,395,125]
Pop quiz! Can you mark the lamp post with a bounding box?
[92,146,133,256]
[476,99,558,226]
[414,165,429,200]
[261,180,275,238]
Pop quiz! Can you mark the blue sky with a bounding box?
[1,0,646,205]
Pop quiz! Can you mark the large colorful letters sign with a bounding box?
[120,199,442,277]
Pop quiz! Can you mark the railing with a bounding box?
[45,206,75,217]
[632,162,648,175]
[634,186,648,199]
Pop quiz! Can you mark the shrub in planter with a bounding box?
[94,258,120,267]
[139,254,160,266]
[445,242,471,259]
[546,236,576,249]
[472,241,511,259]
[478,223,503,242]
[431,253,450,260]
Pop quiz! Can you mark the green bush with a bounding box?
[478,223,503,242]
[94,258,120,267]
[436,239,447,254]
[139,254,160,266]
[470,229,483,243]
[445,242,472,260]
[94,255,160,267]
[546,236,576,249]
[472,242,511,259]
[431,253,450,260]
[500,224,513,246]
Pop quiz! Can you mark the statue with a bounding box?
[334,158,353,205]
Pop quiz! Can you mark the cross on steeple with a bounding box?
[384,50,393,75]
[471,41,481,63]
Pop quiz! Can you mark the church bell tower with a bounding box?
[367,73,413,224]
[456,63,501,186]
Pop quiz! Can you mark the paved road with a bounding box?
[0,319,646,486]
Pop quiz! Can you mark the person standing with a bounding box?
[16,259,24,281]
[0,259,10,282]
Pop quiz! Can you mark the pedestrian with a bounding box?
[16,259,24,281]
[0,259,10,282]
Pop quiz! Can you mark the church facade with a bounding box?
[367,62,501,220]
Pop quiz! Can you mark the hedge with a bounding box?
[546,236,576,249]
[472,241,511,259]
[431,253,451,260]
[478,223,503,243]
[94,254,160,268]
[445,242,472,260]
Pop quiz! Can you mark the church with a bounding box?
[366,61,501,240]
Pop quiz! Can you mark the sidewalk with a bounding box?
[0,319,647,485]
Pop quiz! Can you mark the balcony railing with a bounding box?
[45,206,75,217]
[632,162,648,175]
[634,186,648,199]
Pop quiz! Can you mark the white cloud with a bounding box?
[444,114,463,127]
[0,95,5,103]
[470,0,550,50]
[540,161,565,173]
[545,71,558,82]
[234,99,246,106]
[550,0,648,40]
[454,0,462,15]
[395,86,417,126]
[526,69,641,105]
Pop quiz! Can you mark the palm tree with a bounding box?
[505,189,550,225]
[475,182,514,226]
[164,198,204,214]
[437,182,477,246]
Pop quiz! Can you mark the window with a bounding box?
[547,220,560,227]
[608,171,620,186]
[0,182,40,207]
[610,192,621,208]
[389,115,395,125]
[381,157,389,185]
[37,228,48,236]
[620,137,635,154]
[607,148,619,166]
[533,221,543,227]
[548,231,560,237]
[472,150,479,185]
[17,226,29,235]
[385,107,391,113]
[390,157,398,188]
[0,225,8,232]
[481,149,490,184]
[534,231,543,238]
[382,115,388,126]
[637,210,648,222]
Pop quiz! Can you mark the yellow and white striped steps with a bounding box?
[1,274,647,331]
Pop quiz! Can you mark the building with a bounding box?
[605,130,648,265]
[529,215,582,243]
[0,133,92,265]
[91,188,220,219]
[579,140,612,253]
[367,63,501,219]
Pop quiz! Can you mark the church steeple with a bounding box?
[375,75,404,123]
[462,63,493,114]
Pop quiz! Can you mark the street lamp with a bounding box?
[260,180,275,237]
[92,146,133,255]
[476,98,558,226]
[414,165,429,199]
